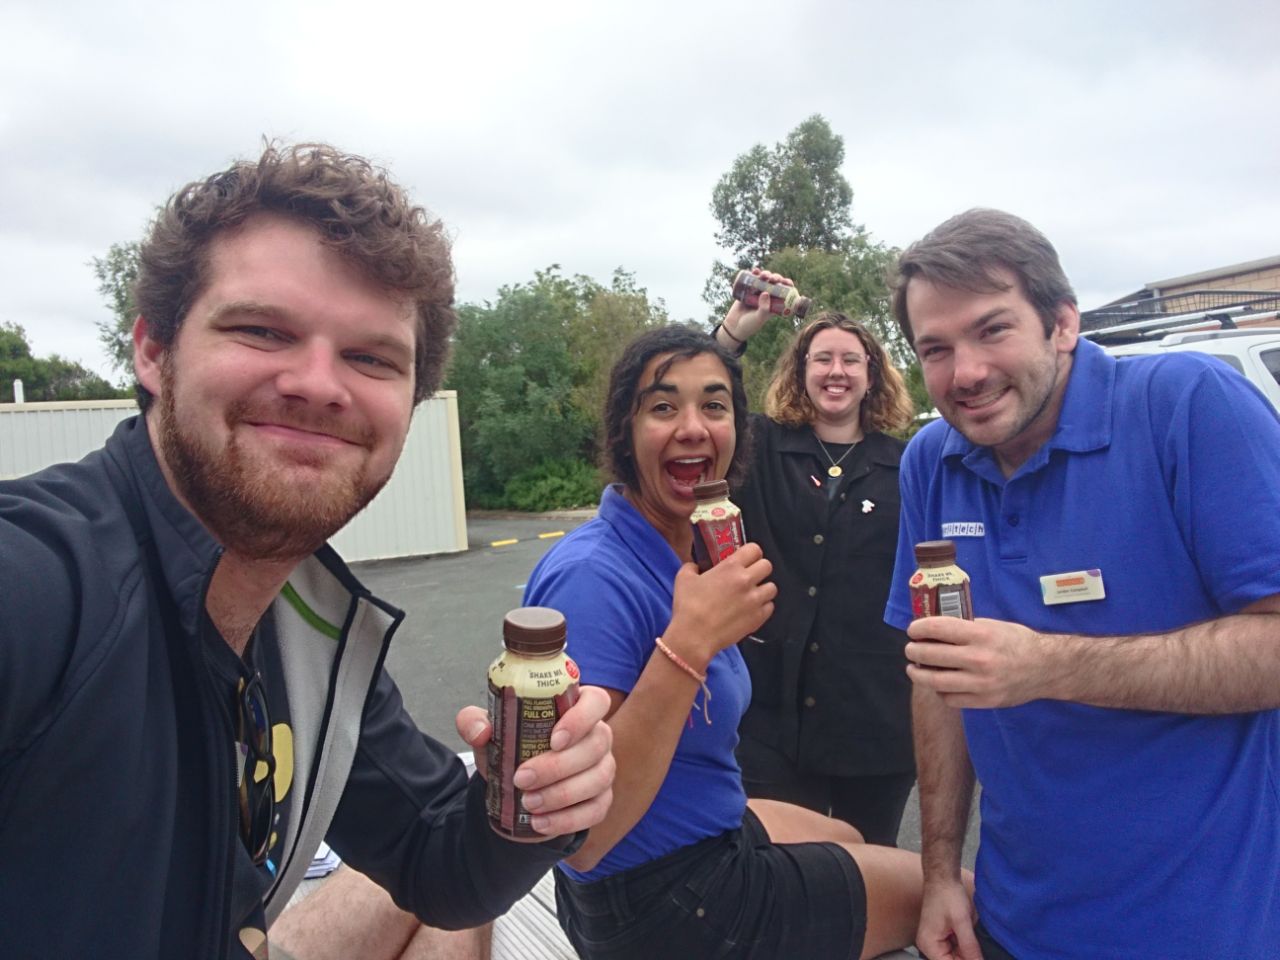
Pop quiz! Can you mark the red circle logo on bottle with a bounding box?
[711,507,725,518]
[565,658,580,681]
[909,572,924,586]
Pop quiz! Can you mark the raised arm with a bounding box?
[564,546,775,871]
[711,268,793,353]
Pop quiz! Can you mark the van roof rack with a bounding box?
[1157,327,1280,346]
[1081,303,1280,345]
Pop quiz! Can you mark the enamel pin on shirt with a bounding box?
[861,500,874,514]
[1040,569,1106,605]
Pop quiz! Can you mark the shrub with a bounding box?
[503,459,603,512]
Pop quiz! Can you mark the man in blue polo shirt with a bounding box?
[884,208,1280,960]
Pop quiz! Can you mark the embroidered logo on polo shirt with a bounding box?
[941,522,985,538]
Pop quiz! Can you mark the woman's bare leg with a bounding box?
[747,797,864,844]
[839,843,925,960]
[748,797,935,960]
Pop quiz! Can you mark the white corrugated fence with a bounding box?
[0,394,467,562]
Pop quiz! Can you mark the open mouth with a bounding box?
[665,456,712,495]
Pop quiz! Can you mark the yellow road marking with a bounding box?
[490,538,519,548]
[538,531,565,540]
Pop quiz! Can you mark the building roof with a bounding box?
[1146,254,1280,291]
[1104,254,1280,305]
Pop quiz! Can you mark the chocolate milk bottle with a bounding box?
[731,270,812,319]
[690,480,746,572]
[486,607,580,840]
[909,540,974,620]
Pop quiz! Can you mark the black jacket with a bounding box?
[735,416,914,777]
[0,417,573,958]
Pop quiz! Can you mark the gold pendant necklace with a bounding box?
[815,432,857,478]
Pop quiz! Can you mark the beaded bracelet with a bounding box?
[654,637,712,724]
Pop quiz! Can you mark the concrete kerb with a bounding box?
[466,508,599,521]
[467,508,598,550]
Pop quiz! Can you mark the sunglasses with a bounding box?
[236,672,277,867]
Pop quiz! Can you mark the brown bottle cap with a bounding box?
[914,540,957,564]
[692,479,730,502]
[503,606,566,655]
[794,296,812,319]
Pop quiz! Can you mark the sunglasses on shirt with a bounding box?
[236,671,277,867]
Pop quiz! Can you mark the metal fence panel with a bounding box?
[0,395,466,562]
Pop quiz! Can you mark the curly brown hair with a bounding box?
[132,141,456,411]
[764,312,914,433]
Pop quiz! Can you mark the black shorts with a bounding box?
[554,808,867,959]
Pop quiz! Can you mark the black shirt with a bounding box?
[202,612,293,959]
[734,415,913,777]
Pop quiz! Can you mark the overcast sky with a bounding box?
[2,0,1276,382]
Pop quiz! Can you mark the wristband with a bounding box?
[712,322,748,357]
[654,637,712,724]
[720,322,745,344]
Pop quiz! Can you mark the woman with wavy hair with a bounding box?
[713,276,919,847]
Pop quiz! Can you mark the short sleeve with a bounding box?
[1154,357,1280,610]
[884,432,933,630]
[524,558,663,696]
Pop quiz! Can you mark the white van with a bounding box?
[1101,328,1280,414]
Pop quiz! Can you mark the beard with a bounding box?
[156,361,392,562]
[945,346,1063,461]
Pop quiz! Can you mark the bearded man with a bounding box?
[886,208,1280,960]
[0,143,614,960]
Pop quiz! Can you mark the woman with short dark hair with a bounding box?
[524,324,930,960]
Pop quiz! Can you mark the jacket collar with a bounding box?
[104,415,390,638]
[105,415,224,638]
[773,422,903,468]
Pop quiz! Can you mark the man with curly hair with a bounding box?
[0,143,615,960]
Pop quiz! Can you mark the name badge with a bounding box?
[1040,569,1105,606]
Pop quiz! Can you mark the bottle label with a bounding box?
[485,653,580,838]
[691,501,745,572]
[733,271,800,318]
[909,566,974,620]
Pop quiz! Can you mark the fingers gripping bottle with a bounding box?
[731,270,813,319]
[690,480,746,572]
[909,540,974,621]
[486,607,580,839]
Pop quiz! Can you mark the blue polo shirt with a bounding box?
[887,338,1280,959]
[525,485,750,882]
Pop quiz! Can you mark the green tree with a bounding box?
[704,115,926,418]
[0,322,130,402]
[710,115,853,269]
[445,267,668,508]
[567,268,671,438]
[91,240,142,375]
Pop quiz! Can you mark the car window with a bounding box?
[1260,349,1280,388]
[1203,353,1244,374]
